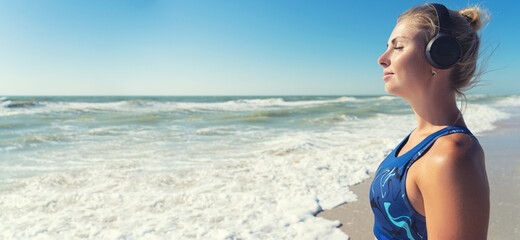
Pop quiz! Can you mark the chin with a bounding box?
[384,84,396,95]
[384,84,404,98]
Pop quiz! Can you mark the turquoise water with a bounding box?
[0,94,518,239]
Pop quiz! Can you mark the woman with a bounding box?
[370,3,490,240]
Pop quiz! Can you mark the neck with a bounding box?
[405,88,465,134]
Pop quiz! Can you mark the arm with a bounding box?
[418,135,489,240]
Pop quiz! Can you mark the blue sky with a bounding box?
[0,0,518,96]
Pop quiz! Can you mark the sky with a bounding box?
[0,0,518,96]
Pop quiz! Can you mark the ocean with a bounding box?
[1,95,518,239]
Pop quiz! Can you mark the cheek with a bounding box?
[395,50,429,78]
[396,51,417,67]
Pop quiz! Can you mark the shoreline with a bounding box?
[316,174,374,239]
[316,116,520,239]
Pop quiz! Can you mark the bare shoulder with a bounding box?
[419,132,487,190]
[428,132,484,168]
[417,132,489,239]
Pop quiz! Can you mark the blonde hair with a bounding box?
[397,3,490,96]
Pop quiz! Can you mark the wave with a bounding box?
[0,100,142,117]
[376,95,399,101]
[2,100,41,109]
[494,95,520,107]
[163,96,358,113]
[311,114,358,123]
[195,127,234,136]
[0,96,361,116]
[464,103,510,133]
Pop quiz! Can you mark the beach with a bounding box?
[317,115,520,240]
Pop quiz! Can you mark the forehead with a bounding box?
[388,20,425,44]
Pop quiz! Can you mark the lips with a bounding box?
[383,71,394,82]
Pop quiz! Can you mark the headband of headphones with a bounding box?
[425,3,462,69]
[431,3,453,36]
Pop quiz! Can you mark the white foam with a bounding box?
[0,116,409,239]
[1,151,356,238]
[376,95,399,101]
[464,103,510,134]
[495,95,520,107]
[157,97,357,113]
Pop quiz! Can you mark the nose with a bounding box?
[378,49,390,68]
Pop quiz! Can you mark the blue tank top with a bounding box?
[370,126,474,240]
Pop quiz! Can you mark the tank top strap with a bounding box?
[412,125,473,162]
[399,125,474,180]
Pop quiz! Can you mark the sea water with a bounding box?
[0,95,518,239]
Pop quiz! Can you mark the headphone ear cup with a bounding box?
[425,34,462,69]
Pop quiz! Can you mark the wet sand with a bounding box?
[317,116,520,240]
[316,175,374,239]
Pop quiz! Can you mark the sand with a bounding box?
[316,116,520,240]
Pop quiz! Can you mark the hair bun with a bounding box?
[458,7,489,31]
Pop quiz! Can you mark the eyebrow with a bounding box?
[387,36,411,47]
